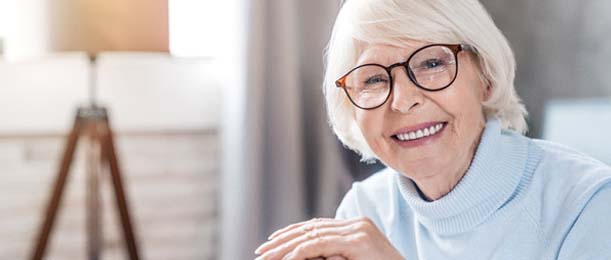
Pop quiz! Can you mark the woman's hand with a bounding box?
[254,217,404,260]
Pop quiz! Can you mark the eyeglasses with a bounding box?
[335,43,475,110]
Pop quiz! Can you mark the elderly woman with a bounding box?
[255,0,611,259]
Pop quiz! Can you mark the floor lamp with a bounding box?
[28,1,169,259]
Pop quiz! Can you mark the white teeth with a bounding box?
[416,129,423,138]
[395,123,445,142]
[409,132,416,139]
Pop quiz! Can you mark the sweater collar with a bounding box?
[396,118,538,235]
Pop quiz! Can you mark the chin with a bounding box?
[388,155,445,178]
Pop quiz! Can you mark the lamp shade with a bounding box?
[46,0,169,55]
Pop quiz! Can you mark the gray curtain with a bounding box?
[219,1,351,260]
[480,0,611,137]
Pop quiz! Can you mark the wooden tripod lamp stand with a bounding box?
[29,0,169,259]
[31,106,140,260]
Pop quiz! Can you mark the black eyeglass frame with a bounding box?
[335,43,476,110]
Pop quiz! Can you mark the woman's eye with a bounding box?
[421,58,444,69]
[364,76,387,85]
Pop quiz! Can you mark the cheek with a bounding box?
[447,94,484,125]
[355,110,388,149]
[444,69,486,119]
[355,111,379,138]
[434,80,486,142]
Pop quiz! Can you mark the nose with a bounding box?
[389,67,424,113]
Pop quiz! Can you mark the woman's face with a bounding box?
[354,41,489,181]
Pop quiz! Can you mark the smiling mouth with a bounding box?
[392,122,448,142]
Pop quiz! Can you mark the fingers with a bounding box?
[256,224,354,260]
[326,256,348,260]
[281,235,352,260]
[256,217,377,260]
[305,256,346,260]
[257,218,358,255]
[268,218,333,240]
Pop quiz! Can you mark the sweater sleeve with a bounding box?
[557,182,611,259]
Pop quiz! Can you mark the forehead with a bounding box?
[356,40,431,65]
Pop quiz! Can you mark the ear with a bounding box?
[476,72,491,102]
[482,84,492,101]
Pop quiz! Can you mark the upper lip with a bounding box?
[390,121,447,137]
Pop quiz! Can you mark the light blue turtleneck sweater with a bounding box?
[335,119,611,259]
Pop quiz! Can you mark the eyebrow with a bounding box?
[357,55,402,68]
[356,44,427,66]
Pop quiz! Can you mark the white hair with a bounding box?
[323,0,528,162]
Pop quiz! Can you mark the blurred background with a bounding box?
[0,0,609,260]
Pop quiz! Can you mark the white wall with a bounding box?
[96,53,221,132]
[0,53,89,134]
[169,0,233,58]
[0,0,51,60]
[0,52,221,134]
[543,99,611,164]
